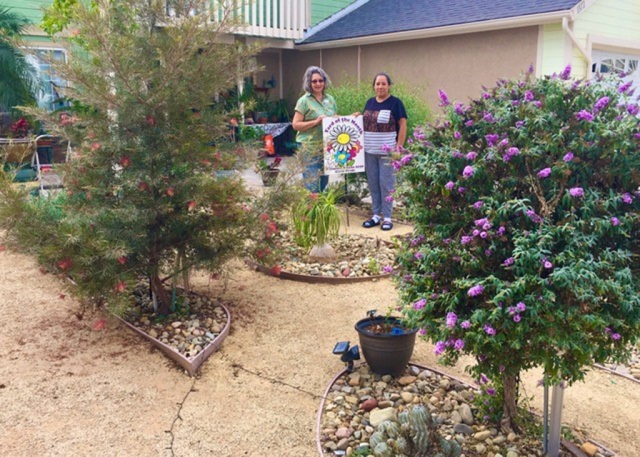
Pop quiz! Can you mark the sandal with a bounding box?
[381,221,393,231]
[362,218,380,228]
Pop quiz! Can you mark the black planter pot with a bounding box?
[355,316,418,376]
[261,169,279,186]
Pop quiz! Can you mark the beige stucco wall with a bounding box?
[282,26,538,111]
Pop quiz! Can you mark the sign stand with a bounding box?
[344,175,350,227]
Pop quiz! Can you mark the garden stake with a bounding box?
[344,175,349,227]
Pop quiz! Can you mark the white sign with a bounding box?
[322,115,365,175]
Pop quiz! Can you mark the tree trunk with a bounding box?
[150,272,171,315]
[500,373,520,434]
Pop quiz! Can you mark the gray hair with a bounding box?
[302,66,331,93]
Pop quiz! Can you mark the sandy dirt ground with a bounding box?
[1,211,639,457]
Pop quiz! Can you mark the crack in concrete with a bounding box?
[165,377,197,456]
[231,362,322,399]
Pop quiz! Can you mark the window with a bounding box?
[26,48,70,112]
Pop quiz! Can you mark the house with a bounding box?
[285,0,640,109]
[4,0,351,109]
[4,0,69,111]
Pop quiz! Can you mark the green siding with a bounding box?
[3,0,51,24]
[541,0,640,80]
[540,23,566,77]
[572,0,640,79]
[311,0,355,26]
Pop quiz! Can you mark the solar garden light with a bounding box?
[333,341,360,372]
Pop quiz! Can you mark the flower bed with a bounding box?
[122,285,230,374]
[250,232,398,282]
[318,363,609,457]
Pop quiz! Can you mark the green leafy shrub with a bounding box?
[291,186,343,249]
[328,78,431,134]
[395,67,640,432]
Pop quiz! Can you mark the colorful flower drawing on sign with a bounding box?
[322,115,365,175]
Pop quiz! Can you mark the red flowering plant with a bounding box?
[0,0,298,315]
[394,66,640,432]
[9,117,30,137]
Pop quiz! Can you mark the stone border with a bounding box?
[115,301,231,376]
[315,362,614,457]
[245,259,391,284]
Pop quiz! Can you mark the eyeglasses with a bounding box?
[311,79,324,84]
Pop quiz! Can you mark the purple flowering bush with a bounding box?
[395,68,640,432]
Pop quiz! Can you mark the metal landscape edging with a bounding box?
[115,301,231,376]
[245,259,391,284]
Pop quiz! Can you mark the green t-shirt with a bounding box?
[294,92,337,146]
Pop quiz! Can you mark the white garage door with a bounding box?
[591,49,640,87]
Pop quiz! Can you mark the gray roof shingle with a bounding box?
[302,0,581,44]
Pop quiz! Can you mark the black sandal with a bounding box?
[381,221,393,231]
[362,218,380,228]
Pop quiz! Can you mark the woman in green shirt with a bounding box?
[292,66,337,192]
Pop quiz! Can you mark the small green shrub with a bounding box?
[329,78,431,133]
[291,186,343,249]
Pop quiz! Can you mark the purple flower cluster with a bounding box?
[473,200,483,209]
[413,298,426,310]
[454,131,461,139]
[502,257,515,267]
[454,339,465,350]
[446,312,458,328]
[468,284,484,297]
[434,341,446,355]
[462,166,475,179]
[524,90,534,102]
[526,209,543,224]
[483,324,496,336]
[611,217,620,226]
[438,89,450,106]
[594,96,610,112]
[382,265,393,274]
[560,64,572,80]
[400,154,413,166]
[621,193,633,204]
[503,147,520,162]
[483,112,495,123]
[454,102,466,115]
[575,110,594,122]
[508,302,526,322]
[381,143,392,153]
[627,104,639,116]
[569,187,584,198]
[466,151,478,161]
[445,181,455,190]
[619,81,633,94]
[414,252,424,260]
[485,134,499,147]
[410,235,425,247]
[563,152,574,162]
[452,150,464,159]
[537,168,551,178]
[460,320,471,329]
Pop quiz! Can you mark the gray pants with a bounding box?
[365,152,395,219]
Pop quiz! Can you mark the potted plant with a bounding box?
[255,155,281,186]
[354,310,418,376]
[254,92,271,124]
[269,98,290,123]
[291,186,343,262]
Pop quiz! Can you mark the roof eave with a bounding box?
[297,10,572,50]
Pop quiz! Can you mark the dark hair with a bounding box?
[372,72,392,87]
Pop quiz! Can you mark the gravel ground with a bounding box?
[1,211,639,456]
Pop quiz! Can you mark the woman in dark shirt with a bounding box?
[361,72,407,231]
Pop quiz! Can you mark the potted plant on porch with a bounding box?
[354,310,419,376]
[255,155,281,186]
